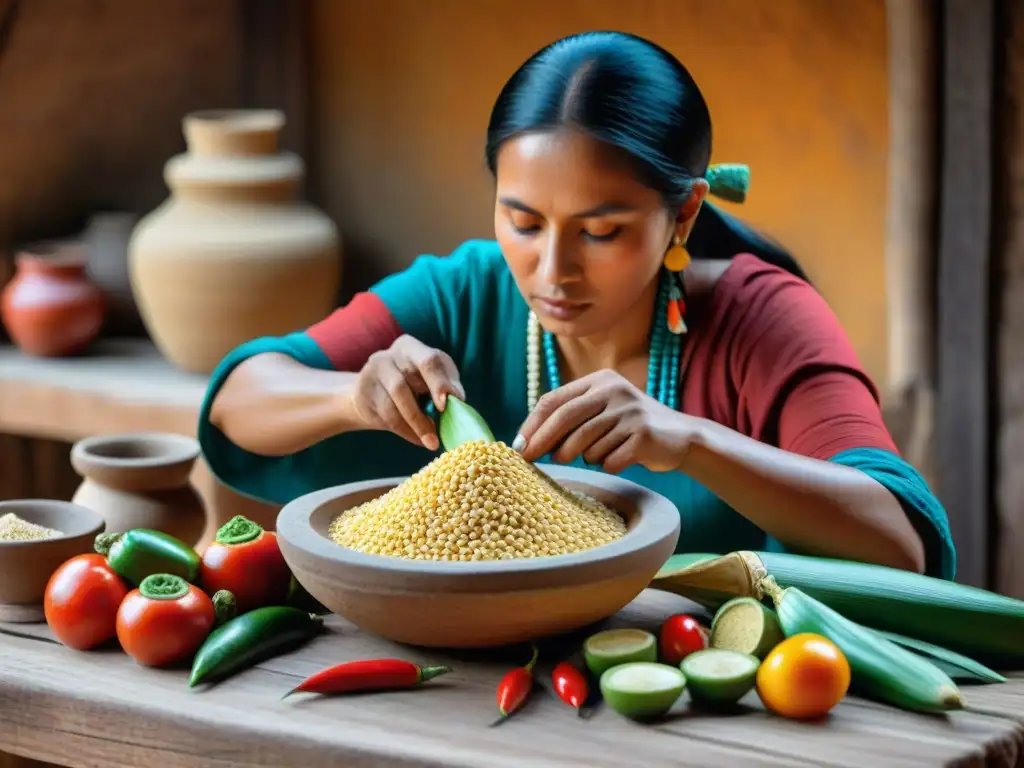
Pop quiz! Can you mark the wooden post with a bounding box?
[238,0,311,170]
[935,0,996,588]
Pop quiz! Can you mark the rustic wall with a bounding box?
[0,0,240,251]
[997,0,1024,599]
[311,0,892,386]
[0,0,241,504]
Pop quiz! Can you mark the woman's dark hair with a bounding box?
[485,31,808,281]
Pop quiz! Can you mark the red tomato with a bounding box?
[200,530,290,613]
[116,581,215,667]
[44,554,129,650]
[659,613,707,666]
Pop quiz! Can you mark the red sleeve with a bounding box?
[305,292,403,371]
[716,256,898,460]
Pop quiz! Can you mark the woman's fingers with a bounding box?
[377,358,440,450]
[582,425,632,469]
[517,387,605,462]
[601,433,642,475]
[514,378,592,455]
[551,411,618,465]
[400,337,466,410]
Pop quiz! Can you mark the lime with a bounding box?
[599,662,687,720]
[680,648,760,705]
[583,628,657,678]
[710,597,784,659]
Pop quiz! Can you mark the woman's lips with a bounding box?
[533,297,590,320]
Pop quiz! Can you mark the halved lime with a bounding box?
[680,648,760,706]
[583,628,657,677]
[599,662,687,720]
[710,597,784,659]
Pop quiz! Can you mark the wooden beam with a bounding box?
[935,0,997,588]
[238,0,311,167]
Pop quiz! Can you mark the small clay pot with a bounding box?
[0,499,106,623]
[70,432,207,548]
[0,247,105,357]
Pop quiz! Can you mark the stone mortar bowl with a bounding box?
[0,499,106,623]
[276,465,681,648]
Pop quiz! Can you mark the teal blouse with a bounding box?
[198,239,956,580]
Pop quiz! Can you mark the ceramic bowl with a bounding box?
[0,499,106,623]
[276,465,681,648]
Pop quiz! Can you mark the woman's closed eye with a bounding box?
[510,220,541,236]
[583,225,622,242]
[508,216,622,242]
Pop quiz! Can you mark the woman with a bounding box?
[201,31,954,579]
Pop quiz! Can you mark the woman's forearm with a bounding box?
[680,417,926,573]
[209,353,363,457]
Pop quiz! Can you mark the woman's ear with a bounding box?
[676,179,710,242]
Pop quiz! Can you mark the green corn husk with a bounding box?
[872,629,1006,684]
[651,551,1024,666]
[437,396,495,451]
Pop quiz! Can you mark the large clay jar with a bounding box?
[0,247,105,356]
[70,432,207,548]
[129,109,341,374]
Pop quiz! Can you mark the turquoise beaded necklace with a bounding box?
[524,162,752,413]
[527,268,684,411]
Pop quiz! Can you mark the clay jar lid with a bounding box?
[71,432,200,493]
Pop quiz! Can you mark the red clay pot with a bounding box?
[1,249,105,356]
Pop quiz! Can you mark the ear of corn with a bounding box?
[760,577,964,713]
[438,396,495,451]
[651,551,1024,666]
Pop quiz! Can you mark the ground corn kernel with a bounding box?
[328,440,626,561]
[0,512,61,542]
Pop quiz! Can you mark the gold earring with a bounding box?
[663,234,690,272]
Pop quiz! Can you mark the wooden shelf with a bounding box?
[0,340,278,547]
[0,340,207,442]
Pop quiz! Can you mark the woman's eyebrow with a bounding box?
[498,197,636,218]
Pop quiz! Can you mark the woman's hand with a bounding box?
[346,335,465,451]
[513,370,694,473]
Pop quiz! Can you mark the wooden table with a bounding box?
[1,589,1021,768]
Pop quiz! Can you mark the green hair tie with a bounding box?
[704,163,750,204]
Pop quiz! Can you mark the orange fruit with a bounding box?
[756,633,851,719]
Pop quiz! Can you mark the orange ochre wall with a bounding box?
[311,0,891,387]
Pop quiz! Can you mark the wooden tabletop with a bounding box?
[0,590,1021,768]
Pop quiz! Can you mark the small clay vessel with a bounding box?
[0,247,105,356]
[0,499,106,623]
[70,432,207,548]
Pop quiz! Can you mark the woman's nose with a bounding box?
[538,233,580,285]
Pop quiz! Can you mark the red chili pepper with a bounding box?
[493,645,539,723]
[551,661,589,715]
[283,658,450,698]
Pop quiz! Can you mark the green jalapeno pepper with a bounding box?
[95,529,201,586]
[189,605,323,688]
